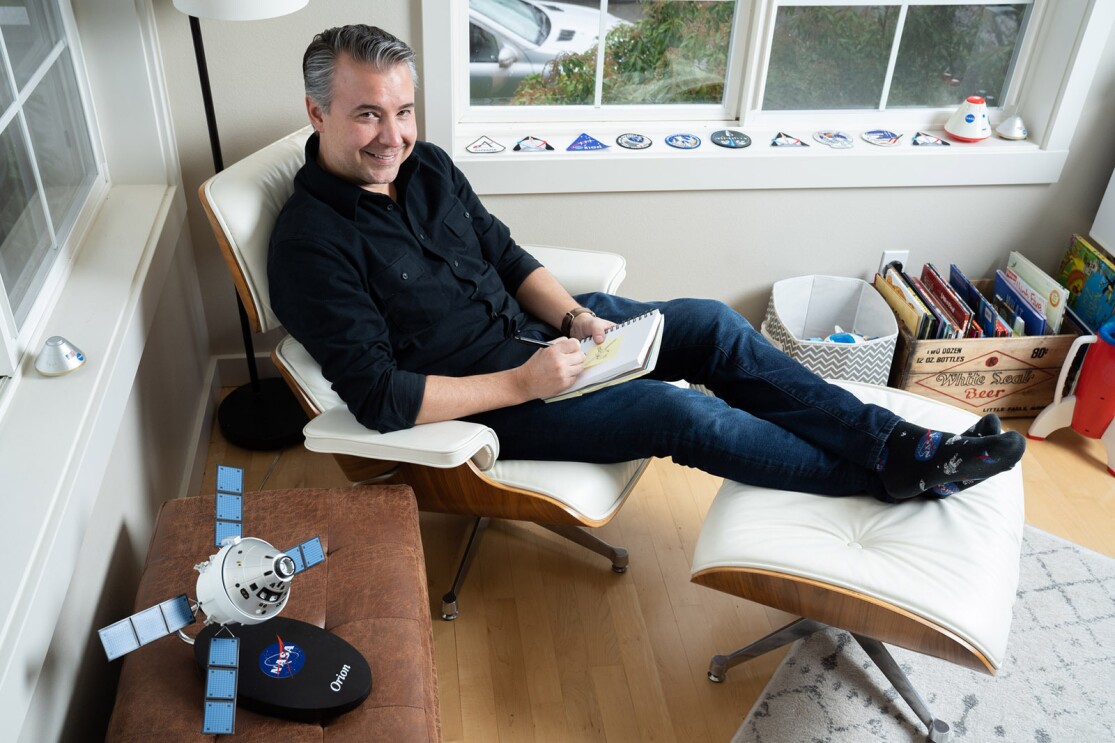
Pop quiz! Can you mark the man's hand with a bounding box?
[570,312,616,345]
[517,337,586,399]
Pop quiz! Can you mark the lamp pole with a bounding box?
[185,13,307,450]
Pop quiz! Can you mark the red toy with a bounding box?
[1028,317,1115,475]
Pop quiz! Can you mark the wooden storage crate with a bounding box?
[888,281,1085,418]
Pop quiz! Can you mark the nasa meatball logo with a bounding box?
[260,636,306,678]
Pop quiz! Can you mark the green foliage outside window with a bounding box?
[763,4,1027,110]
[512,1,736,106]
[889,5,1028,108]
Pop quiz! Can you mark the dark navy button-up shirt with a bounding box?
[268,134,546,432]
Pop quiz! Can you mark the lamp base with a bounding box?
[218,377,308,450]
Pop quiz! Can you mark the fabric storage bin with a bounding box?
[762,275,898,385]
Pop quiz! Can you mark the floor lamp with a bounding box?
[173,0,309,450]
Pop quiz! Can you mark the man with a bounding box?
[269,24,1025,502]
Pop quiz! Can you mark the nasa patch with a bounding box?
[710,129,751,149]
[616,132,652,149]
[514,136,554,152]
[466,136,505,154]
[567,132,609,151]
[665,133,701,150]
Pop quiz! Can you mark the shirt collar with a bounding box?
[297,132,420,219]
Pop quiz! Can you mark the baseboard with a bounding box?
[214,353,280,388]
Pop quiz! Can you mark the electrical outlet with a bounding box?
[879,250,909,273]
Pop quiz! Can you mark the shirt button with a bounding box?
[386,204,394,211]
[419,233,426,240]
[454,260,459,267]
[464,211,470,219]
[401,272,409,280]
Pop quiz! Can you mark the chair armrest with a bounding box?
[521,244,627,295]
[303,406,501,471]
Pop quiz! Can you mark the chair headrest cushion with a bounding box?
[203,126,312,333]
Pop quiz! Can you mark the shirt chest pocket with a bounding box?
[372,253,450,335]
[442,204,481,254]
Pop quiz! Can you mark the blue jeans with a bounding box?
[466,294,901,496]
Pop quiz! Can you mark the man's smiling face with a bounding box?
[307,54,416,195]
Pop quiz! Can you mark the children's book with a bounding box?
[994,270,1047,336]
[1005,251,1068,333]
[1001,267,1050,324]
[873,272,925,338]
[921,262,973,335]
[1057,234,1115,333]
[951,264,1010,337]
[885,267,934,338]
[545,309,664,403]
[907,272,957,339]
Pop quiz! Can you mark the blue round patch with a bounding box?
[665,133,701,150]
[259,639,307,679]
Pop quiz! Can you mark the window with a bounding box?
[460,1,1030,116]
[0,0,102,377]
[761,3,1031,111]
[421,0,1114,194]
[464,0,739,115]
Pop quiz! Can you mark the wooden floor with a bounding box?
[200,411,1115,743]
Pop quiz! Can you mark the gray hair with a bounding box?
[303,25,418,112]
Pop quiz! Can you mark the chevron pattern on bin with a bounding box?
[763,303,895,386]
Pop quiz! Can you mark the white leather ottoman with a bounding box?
[690,380,1025,742]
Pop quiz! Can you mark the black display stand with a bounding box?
[195,617,372,722]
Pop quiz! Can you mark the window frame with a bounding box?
[421,0,1113,196]
[0,0,108,378]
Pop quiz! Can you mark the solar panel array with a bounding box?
[201,635,240,735]
[285,536,326,574]
[97,594,195,661]
[215,465,243,547]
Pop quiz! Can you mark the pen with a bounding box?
[513,336,555,349]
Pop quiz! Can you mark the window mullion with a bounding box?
[744,0,782,121]
[594,0,608,107]
[878,4,910,110]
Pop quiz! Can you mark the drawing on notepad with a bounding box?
[584,338,621,368]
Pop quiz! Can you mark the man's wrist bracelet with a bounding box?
[561,307,596,337]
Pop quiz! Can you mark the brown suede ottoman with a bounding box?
[105,484,440,742]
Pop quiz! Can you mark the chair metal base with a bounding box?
[708,618,953,743]
[440,517,629,621]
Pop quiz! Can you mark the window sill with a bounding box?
[448,125,1067,195]
[0,184,186,723]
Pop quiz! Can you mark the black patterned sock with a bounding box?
[924,414,1003,498]
[877,418,1024,501]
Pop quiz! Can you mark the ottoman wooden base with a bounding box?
[106,485,440,742]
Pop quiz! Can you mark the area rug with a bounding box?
[732,526,1115,742]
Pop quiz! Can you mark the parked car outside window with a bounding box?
[469,0,629,105]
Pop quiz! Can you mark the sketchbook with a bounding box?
[545,309,664,403]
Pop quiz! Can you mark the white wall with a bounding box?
[154,1,1115,350]
[17,232,212,742]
